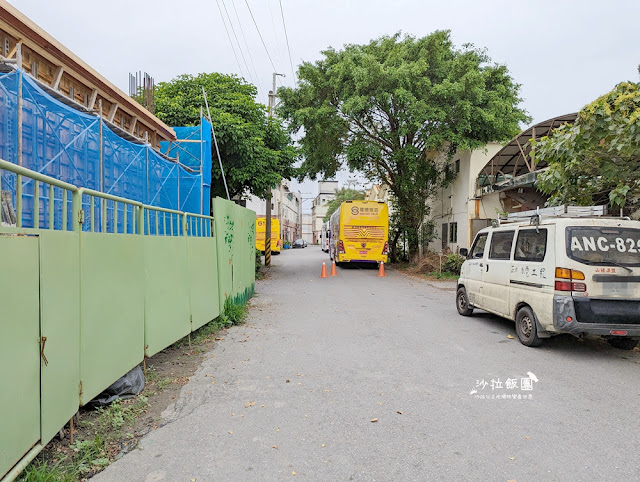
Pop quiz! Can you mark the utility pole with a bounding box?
[265,72,285,266]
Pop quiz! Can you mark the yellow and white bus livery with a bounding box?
[329,200,389,265]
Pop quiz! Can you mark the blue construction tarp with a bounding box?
[0,69,211,229]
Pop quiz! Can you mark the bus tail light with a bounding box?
[382,241,389,255]
[338,240,345,254]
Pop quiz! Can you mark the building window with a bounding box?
[449,222,457,243]
[441,223,448,250]
[455,159,460,173]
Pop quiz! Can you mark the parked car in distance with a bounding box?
[293,239,305,248]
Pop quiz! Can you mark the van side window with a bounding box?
[469,233,488,259]
[514,229,547,262]
[489,231,515,260]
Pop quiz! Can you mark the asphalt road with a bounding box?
[96,246,640,481]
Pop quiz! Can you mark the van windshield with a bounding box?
[566,227,640,267]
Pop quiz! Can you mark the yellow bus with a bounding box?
[256,217,282,254]
[329,200,389,265]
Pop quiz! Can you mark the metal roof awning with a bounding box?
[477,113,577,194]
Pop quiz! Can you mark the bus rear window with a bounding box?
[566,227,640,266]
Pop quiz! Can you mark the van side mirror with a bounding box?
[459,248,468,257]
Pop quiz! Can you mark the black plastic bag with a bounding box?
[88,365,145,407]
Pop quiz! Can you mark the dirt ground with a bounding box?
[26,328,229,480]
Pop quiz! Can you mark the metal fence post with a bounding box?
[137,205,144,235]
[176,152,180,211]
[72,189,81,232]
[16,45,23,167]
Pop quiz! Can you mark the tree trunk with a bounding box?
[390,229,402,263]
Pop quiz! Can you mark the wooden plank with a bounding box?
[128,116,138,135]
[87,89,98,111]
[51,65,63,90]
[107,102,118,123]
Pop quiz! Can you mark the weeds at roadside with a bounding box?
[156,378,173,390]
[81,397,149,437]
[144,364,158,383]
[425,271,459,280]
[19,432,113,481]
[19,457,73,482]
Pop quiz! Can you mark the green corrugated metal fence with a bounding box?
[0,160,255,481]
[212,198,256,309]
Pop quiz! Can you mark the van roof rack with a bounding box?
[492,205,608,227]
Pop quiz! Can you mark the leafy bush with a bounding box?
[443,253,465,275]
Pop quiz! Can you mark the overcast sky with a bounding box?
[9,0,640,208]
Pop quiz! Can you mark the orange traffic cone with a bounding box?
[320,261,329,278]
[330,260,338,276]
[377,261,386,277]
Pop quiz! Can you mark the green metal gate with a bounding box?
[0,235,41,479]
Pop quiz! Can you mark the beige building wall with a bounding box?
[427,143,503,253]
[302,214,313,244]
[311,180,338,243]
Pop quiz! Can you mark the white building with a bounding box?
[426,144,503,254]
[311,180,339,244]
[301,213,313,244]
[428,113,577,254]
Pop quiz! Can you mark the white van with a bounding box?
[456,207,640,350]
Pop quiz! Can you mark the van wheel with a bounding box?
[515,306,543,347]
[456,287,473,316]
[607,337,639,350]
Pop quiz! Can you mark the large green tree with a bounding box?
[323,187,365,222]
[278,31,528,259]
[534,79,640,211]
[155,73,297,200]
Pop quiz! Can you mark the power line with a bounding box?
[243,0,277,73]
[215,0,245,79]
[221,0,254,84]
[279,0,297,82]
[268,0,284,68]
[231,0,260,84]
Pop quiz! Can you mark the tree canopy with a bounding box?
[278,31,528,258]
[323,187,365,222]
[155,73,297,200]
[534,79,640,210]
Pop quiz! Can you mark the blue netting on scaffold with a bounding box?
[161,117,212,215]
[0,69,211,230]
